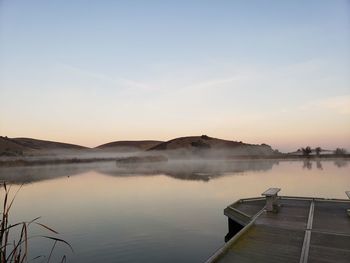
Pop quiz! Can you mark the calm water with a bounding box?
[0,159,349,262]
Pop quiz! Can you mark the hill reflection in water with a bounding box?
[0,159,279,184]
[0,159,349,263]
[0,159,348,185]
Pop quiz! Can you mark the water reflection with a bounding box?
[0,159,349,184]
[0,163,93,184]
[99,159,279,181]
[1,159,349,263]
[334,159,348,168]
[0,160,279,184]
[303,159,312,170]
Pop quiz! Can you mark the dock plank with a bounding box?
[219,225,304,263]
[210,197,350,263]
[256,199,310,231]
[308,245,350,263]
[231,199,265,217]
[313,201,350,235]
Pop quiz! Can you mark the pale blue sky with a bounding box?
[1,0,349,151]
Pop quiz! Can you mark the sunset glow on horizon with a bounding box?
[1,0,349,152]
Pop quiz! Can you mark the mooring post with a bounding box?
[262,188,281,212]
[346,191,350,216]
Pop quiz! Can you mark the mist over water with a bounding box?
[0,158,277,184]
[1,159,349,262]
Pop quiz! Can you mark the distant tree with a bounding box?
[334,148,347,155]
[315,147,322,156]
[301,146,312,156]
[273,149,281,155]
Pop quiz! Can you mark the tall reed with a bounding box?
[0,182,72,262]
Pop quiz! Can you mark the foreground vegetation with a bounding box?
[0,182,72,262]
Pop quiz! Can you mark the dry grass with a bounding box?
[0,182,73,262]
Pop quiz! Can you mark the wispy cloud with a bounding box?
[59,63,153,91]
[171,59,330,93]
[184,75,245,90]
[300,95,350,115]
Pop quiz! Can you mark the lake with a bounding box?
[0,159,349,262]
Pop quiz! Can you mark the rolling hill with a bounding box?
[0,137,28,156]
[96,140,163,151]
[13,137,88,150]
[0,136,87,156]
[1,135,276,157]
[149,135,275,156]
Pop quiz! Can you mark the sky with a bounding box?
[0,0,349,151]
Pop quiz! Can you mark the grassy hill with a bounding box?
[0,136,87,156]
[1,135,276,158]
[149,135,275,156]
[96,140,163,151]
[0,137,28,156]
[13,137,88,150]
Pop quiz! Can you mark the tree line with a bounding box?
[298,146,347,156]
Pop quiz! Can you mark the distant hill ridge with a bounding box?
[148,135,275,156]
[96,140,163,151]
[0,135,275,156]
[0,136,87,156]
[149,135,264,150]
[13,137,87,150]
[0,137,28,155]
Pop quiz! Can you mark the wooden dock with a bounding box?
[206,189,350,263]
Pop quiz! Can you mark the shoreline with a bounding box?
[0,154,349,168]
